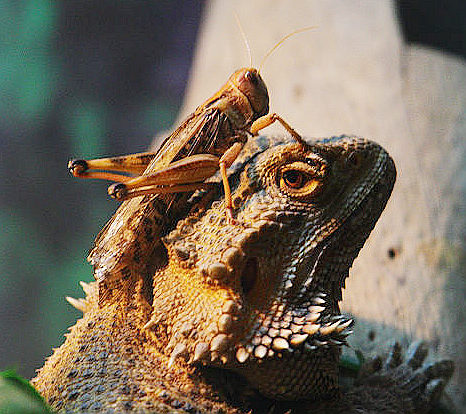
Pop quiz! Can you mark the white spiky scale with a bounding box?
[261,335,272,346]
[217,314,233,333]
[193,342,209,363]
[272,337,289,351]
[305,313,320,323]
[254,345,268,359]
[290,333,309,346]
[65,296,87,313]
[308,305,325,314]
[210,334,229,352]
[168,343,187,368]
[335,319,353,333]
[303,324,320,336]
[236,347,249,363]
[279,329,292,339]
[290,323,301,333]
[79,280,93,296]
[319,321,342,336]
[313,296,326,305]
[268,328,279,338]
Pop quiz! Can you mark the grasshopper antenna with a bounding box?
[234,12,253,67]
[259,26,317,74]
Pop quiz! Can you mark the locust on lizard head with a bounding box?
[68,27,312,301]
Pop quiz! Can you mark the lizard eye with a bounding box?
[279,161,323,197]
[282,170,304,188]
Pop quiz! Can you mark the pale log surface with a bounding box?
[172,0,465,410]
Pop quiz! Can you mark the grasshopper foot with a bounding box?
[68,159,88,176]
[108,183,128,200]
[226,207,237,225]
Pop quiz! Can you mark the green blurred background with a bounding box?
[0,0,204,378]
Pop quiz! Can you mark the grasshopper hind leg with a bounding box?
[68,151,157,181]
[106,154,221,200]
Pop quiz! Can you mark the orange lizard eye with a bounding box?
[279,161,323,198]
[282,170,305,188]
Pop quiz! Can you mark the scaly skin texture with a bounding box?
[84,68,268,302]
[33,136,454,413]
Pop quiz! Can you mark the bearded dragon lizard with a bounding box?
[33,135,453,413]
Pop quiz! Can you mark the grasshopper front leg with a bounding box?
[68,152,157,182]
[250,113,307,146]
[218,142,244,223]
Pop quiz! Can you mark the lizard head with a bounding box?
[148,135,396,400]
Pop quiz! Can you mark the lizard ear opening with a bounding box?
[241,257,258,298]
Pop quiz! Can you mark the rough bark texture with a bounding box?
[175,1,465,410]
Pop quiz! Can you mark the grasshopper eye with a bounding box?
[245,70,258,85]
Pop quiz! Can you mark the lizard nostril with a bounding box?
[241,257,258,297]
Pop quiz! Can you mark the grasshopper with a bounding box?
[69,68,304,218]
[69,67,305,301]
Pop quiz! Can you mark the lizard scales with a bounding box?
[33,135,454,413]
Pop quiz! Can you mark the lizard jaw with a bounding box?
[154,209,355,369]
[232,229,355,365]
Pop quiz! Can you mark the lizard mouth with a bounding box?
[232,234,353,366]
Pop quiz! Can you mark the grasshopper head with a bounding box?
[230,68,269,120]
